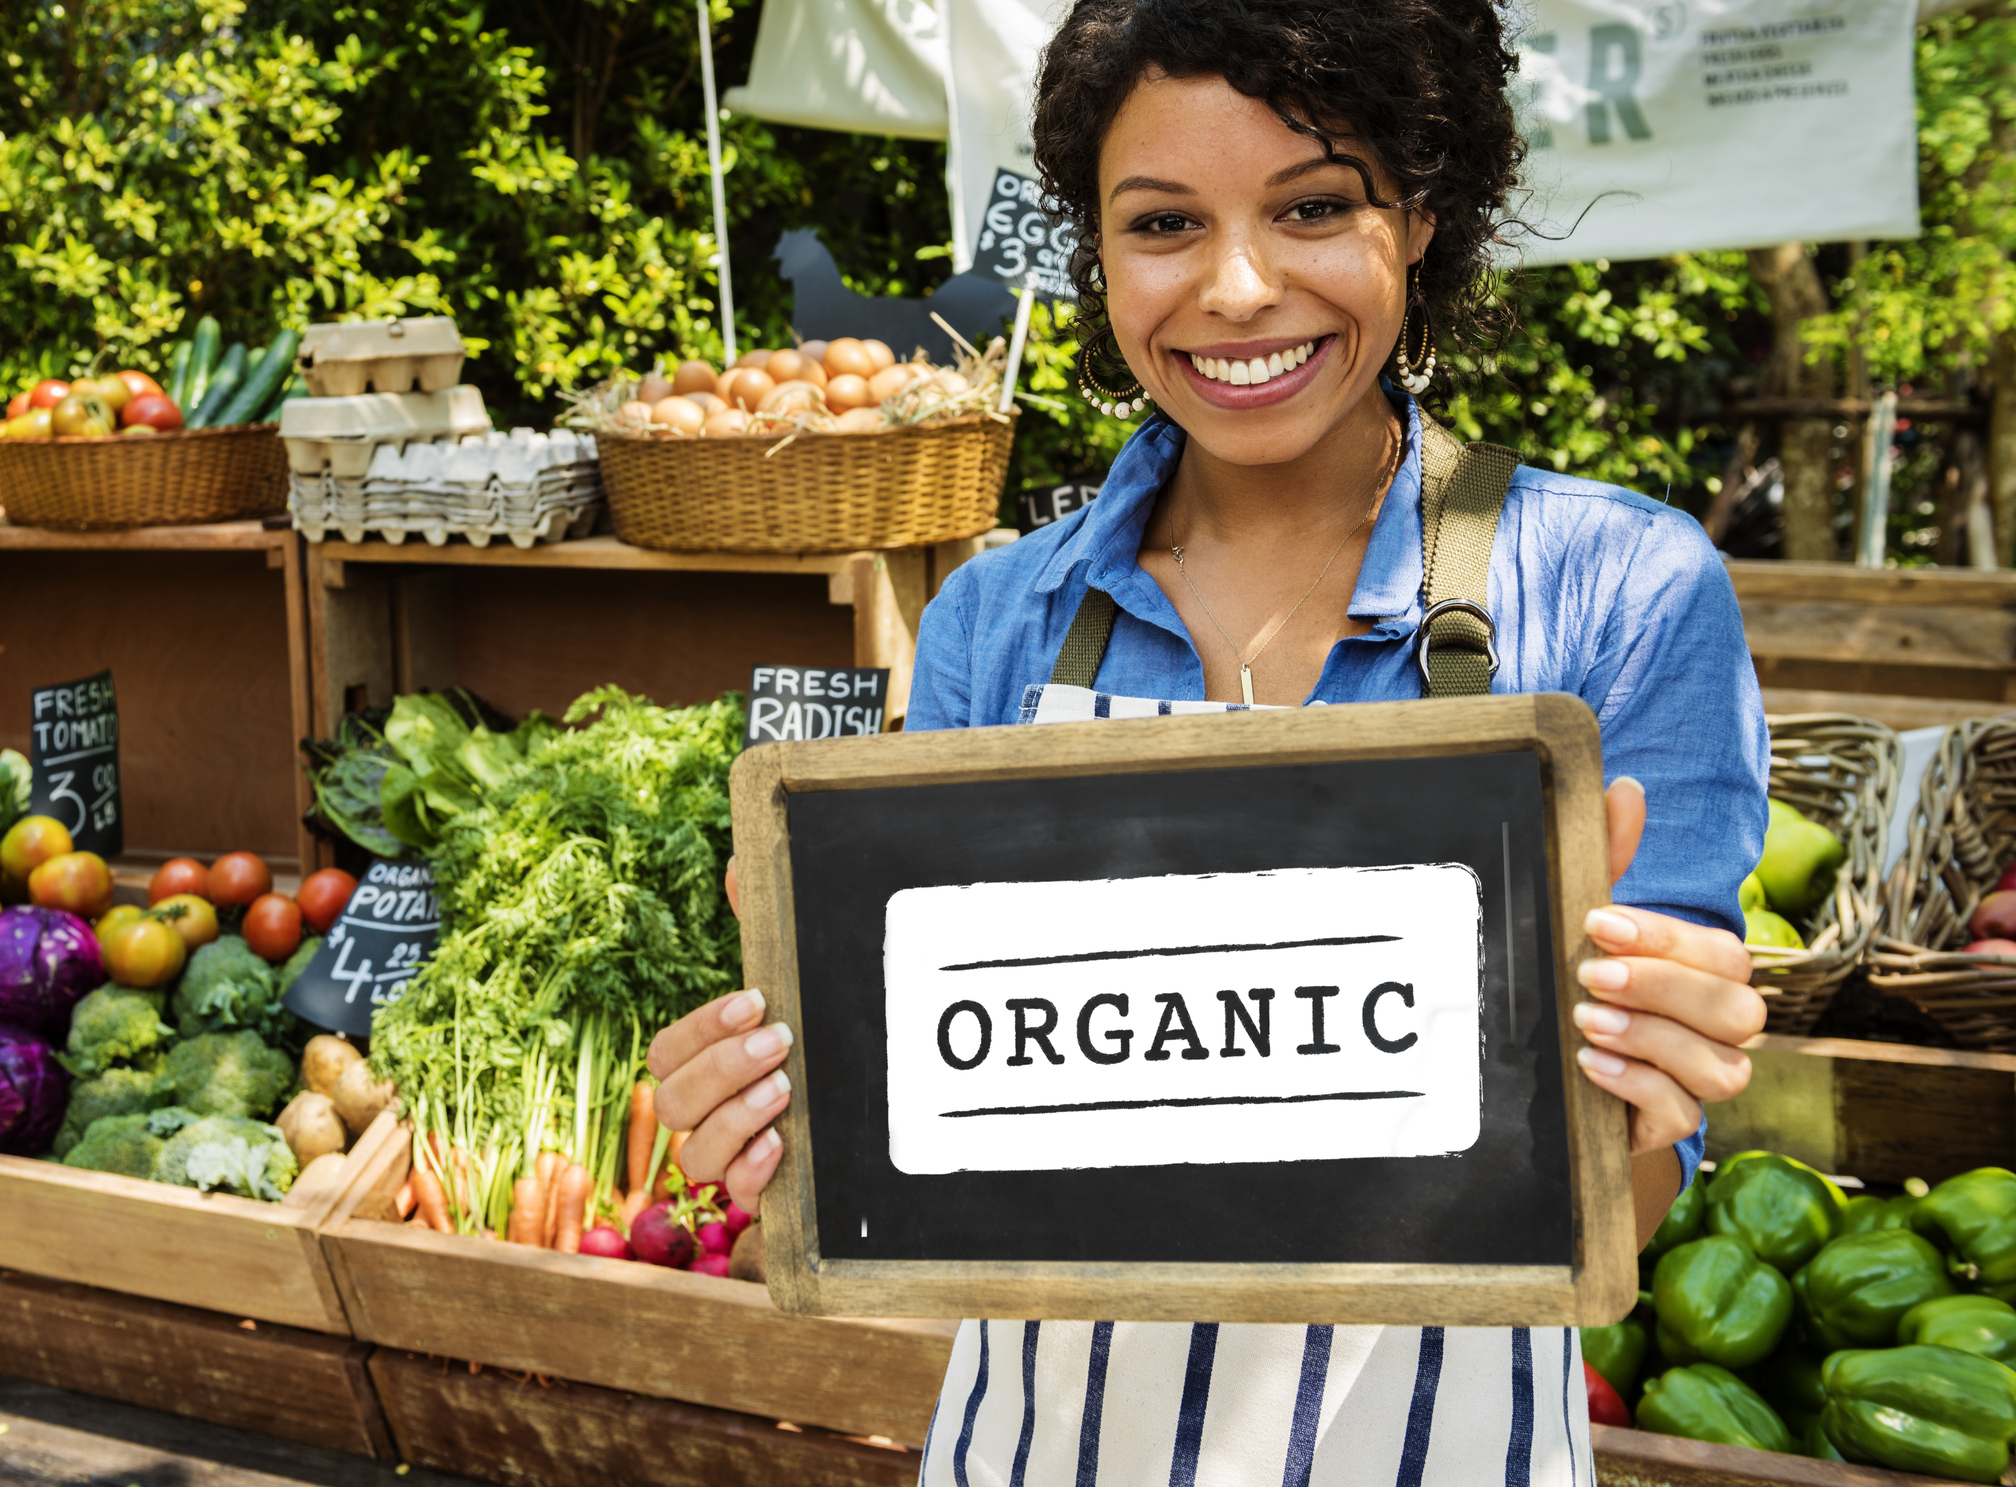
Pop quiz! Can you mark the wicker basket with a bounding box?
[0,424,288,530]
[1870,716,2016,1050]
[1750,714,1903,1033]
[598,412,1015,553]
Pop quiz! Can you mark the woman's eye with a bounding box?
[1137,213,1193,234]
[1285,198,1346,223]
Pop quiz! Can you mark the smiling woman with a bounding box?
[645,0,1773,1482]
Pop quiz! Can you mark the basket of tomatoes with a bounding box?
[0,323,298,530]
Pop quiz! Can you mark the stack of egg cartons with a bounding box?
[283,317,604,547]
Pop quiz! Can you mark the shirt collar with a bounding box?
[1033,384,1430,631]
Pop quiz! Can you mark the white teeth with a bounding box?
[1191,354,1205,373]
[1247,357,1270,383]
[1228,361,1251,386]
[1214,359,1231,381]
[1188,340,1317,385]
[1266,352,1285,377]
[1295,343,1309,365]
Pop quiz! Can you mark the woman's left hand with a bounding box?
[1576,777,1767,1155]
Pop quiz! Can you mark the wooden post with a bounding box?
[1748,244,1838,562]
[1994,329,2016,567]
[851,549,930,726]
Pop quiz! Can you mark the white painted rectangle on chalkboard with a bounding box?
[884,864,1483,1174]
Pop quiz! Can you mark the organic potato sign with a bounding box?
[282,859,438,1036]
[28,670,121,858]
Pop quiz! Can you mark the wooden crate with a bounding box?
[0,1109,399,1333]
[1593,1424,1957,1487]
[0,1269,392,1457]
[1706,1033,2016,1184]
[370,1347,917,1487]
[318,1127,957,1445]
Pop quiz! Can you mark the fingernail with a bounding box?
[746,1070,790,1109]
[744,1022,793,1060]
[1574,1001,1630,1035]
[721,989,765,1028]
[1613,776,1644,794]
[1578,1046,1628,1078]
[1576,959,1629,993]
[749,1127,780,1161]
[1586,909,1638,945]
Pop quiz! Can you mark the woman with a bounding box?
[650,0,1769,1480]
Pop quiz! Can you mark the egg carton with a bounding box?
[282,387,492,476]
[298,317,468,398]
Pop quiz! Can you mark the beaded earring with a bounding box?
[1393,261,1436,396]
[1076,323,1153,419]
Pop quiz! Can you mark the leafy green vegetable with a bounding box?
[144,1106,201,1137]
[0,748,30,837]
[155,1115,296,1198]
[61,1113,166,1179]
[172,935,301,1047]
[54,1066,168,1156]
[63,987,174,1078]
[160,1030,295,1119]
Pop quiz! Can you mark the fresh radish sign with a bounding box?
[883,863,1483,1174]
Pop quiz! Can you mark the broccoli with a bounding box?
[62,1112,167,1179]
[63,987,175,1077]
[159,1030,294,1119]
[155,1114,297,1199]
[173,935,298,1045]
[53,1065,168,1156]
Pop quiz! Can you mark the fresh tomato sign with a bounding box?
[28,670,121,857]
[282,859,438,1034]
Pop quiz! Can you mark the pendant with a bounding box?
[1240,664,1255,706]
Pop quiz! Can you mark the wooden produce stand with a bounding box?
[0,520,317,873]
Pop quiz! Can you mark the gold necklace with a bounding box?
[1169,429,1403,706]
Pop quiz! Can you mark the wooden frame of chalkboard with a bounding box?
[730,693,1634,1326]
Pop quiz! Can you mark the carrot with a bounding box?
[553,1162,595,1254]
[411,1163,453,1233]
[395,1180,416,1220]
[507,1176,547,1246]
[536,1150,566,1247]
[651,1130,689,1201]
[619,1187,653,1228]
[626,1081,657,1195]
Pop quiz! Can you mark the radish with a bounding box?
[691,1253,733,1278]
[630,1201,695,1268]
[724,1201,754,1240]
[579,1226,634,1260]
[1967,938,2016,957]
[697,1220,733,1255]
[688,1179,723,1208]
[1972,891,2016,941]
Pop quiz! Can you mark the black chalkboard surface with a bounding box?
[731,695,1633,1326]
[29,670,122,858]
[282,859,437,1036]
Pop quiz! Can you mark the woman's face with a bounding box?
[1095,72,1431,467]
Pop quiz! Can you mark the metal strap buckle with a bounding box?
[1414,598,1501,690]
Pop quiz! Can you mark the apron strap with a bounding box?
[1049,587,1118,688]
[1416,417,1519,699]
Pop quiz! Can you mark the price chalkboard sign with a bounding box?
[971,168,1077,306]
[29,670,122,858]
[1016,479,1101,535]
[282,859,438,1036]
[730,694,1634,1326]
[745,666,890,750]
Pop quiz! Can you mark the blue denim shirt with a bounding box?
[906,392,1767,1187]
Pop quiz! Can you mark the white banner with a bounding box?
[1510,0,1919,264]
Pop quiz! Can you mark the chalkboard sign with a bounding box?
[282,859,438,1036]
[1016,479,1100,535]
[29,670,122,858]
[730,694,1633,1325]
[971,168,1077,306]
[745,666,890,750]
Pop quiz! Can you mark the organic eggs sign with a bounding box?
[883,864,1483,1174]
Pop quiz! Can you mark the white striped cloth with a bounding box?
[916,684,1594,1486]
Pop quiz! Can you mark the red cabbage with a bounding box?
[0,906,106,1040]
[0,1028,67,1155]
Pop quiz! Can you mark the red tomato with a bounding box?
[0,816,73,882]
[296,868,358,934]
[1995,862,2016,896]
[5,392,25,420]
[148,856,210,904]
[244,893,303,962]
[208,851,273,907]
[28,380,71,410]
[115,369,165,400]
[104,917,187,989]
[1583,1360,1631,1428]
[28,851,115,919]
[121,393,183,431]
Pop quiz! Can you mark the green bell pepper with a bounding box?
[1745,1347,1828,1436]
[1840,1193,1916,1234]
[1637,1364,1793,1454]
[1641,1175,1706,1277]
[1653,1235,1793,1369]
[1821,1344,2016,1484]
[1900,1294,2016,1365]
[1580,1315,1649,1401]
[1791,1228,1954,1349]
[1704,1150,1845,1272]
[1802,1416,1846,1461]
[1914,1168,2016,1303]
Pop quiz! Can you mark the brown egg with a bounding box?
[834,406,886,433]
[866,364,918,401]
[651,395,706,435]
[822,337,875,380]
[685,390,726,415]
[797,340,829,365]
[862,339,897,371]
[735,349,773,368]
[618,400,656,426]
[765,349,827,389]
[759,380,823,416]
[824,373,873,412]
[638,372,674,405]
[703,409,752,437]
[718,367,777,410]
[672,360,718,395]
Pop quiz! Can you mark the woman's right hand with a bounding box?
[645,857,791,1213]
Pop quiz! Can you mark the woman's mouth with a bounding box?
[1174,335,1333,408]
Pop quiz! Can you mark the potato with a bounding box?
[278,1091,349,1166]
[301,1034,363,1097]
[331,1058,397,1138]
[286,1151,350,1208]
[729,1223,766,1283]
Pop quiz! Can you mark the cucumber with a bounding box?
[184,316,222,406]
[163,341,193,409]
[216,329,299,427]
[185,342,247,429]
[257,376,308,424]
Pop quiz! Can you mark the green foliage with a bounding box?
[63,987,174,1078]
[160,1029,295,1119]
[54,1066,167,1157]
[155,1114,297,1197]
[172,935,294,1045]
[61,1112,169,1179]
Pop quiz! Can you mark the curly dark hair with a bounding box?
[1031,0,1525,358]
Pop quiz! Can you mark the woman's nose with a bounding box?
[1196,235,1282,321]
